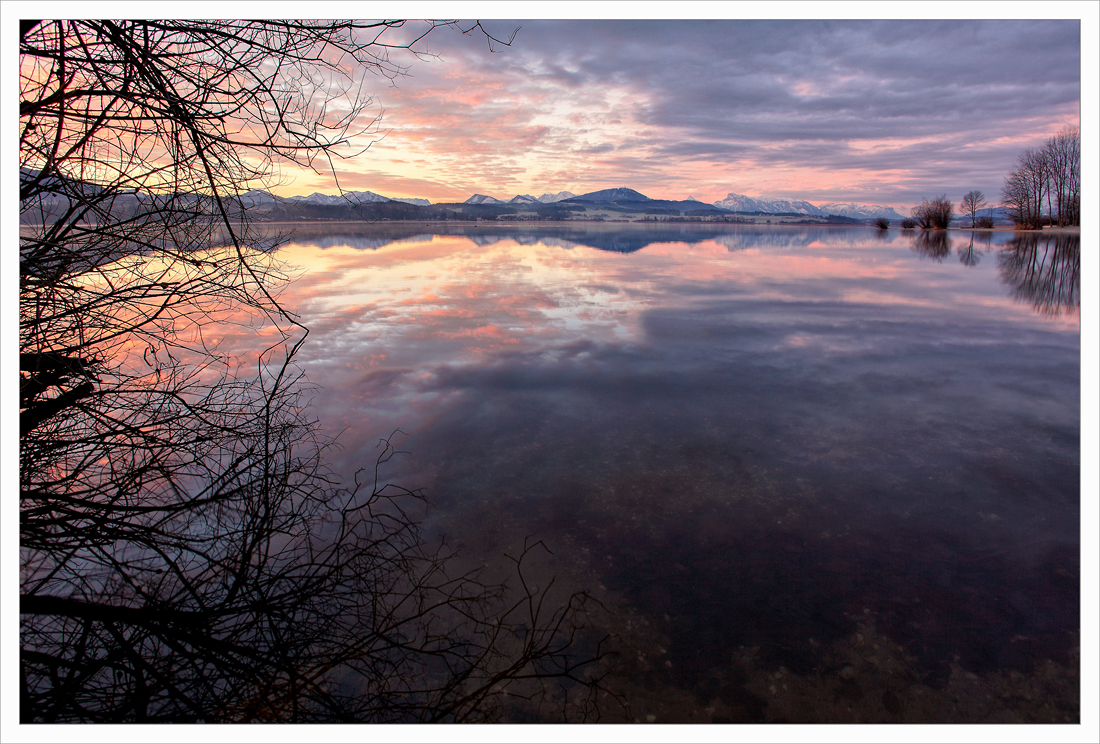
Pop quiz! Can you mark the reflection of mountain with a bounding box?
[299,234,435,251]
[263,222,436,251]
[280,223,906,255]
[997,234,1080,317]
[711,227,891,251]
[439,227,699,253]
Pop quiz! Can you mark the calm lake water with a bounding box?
[261,223,1080,722]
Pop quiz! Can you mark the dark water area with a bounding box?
[263,224,1080,723]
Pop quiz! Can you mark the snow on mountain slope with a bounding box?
[714,193,822,215]
[464,194,505,204]
[716,192,905,219]
[816,202,905,220]
[537,191,576,203]
[289,190,389,205]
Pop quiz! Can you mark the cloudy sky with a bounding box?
[280,12,1086,212]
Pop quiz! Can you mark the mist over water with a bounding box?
[268,224,1079,722]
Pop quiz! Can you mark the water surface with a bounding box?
[260,224,1080,722]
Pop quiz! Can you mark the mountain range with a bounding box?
[460,189,904,219]
[713,193,906,220]
[226,187,915,222]
[20,166,913,222]
[465,192,576,205]
[283,190,431,207]
[95,178,908,219]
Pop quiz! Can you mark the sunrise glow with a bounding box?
[258,17,1083,214]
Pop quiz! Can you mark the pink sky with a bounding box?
[267,17,1088,213]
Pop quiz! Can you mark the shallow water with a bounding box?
[268,224,1080,722]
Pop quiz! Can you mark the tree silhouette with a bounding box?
[1001,127,1080,228]
[910,195,954,230]
[19,20,607,723]
[960,190,988,229]
[1002,147,1050,229]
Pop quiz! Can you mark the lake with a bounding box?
[252,223,1080,723]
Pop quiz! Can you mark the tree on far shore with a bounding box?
[1001,127,1079,229]
[960,190,988,228]
[911,195,953,230]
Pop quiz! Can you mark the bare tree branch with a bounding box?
[20,19,606,723]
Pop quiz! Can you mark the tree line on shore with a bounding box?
[1001,127,1080,229]
[879,126,1080,232]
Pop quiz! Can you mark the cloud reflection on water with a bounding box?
[218,223,1079,709]
[247,225,1079,499]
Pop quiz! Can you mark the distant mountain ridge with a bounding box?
[538,191,576,203]
[273,188,907,219]
[715,192,905,220]
[462,189,904,219]
[571,187,650,202]
[816,201,906,220]
[466,192,577,205]
[24,168,922,224]
[285,190,430,206]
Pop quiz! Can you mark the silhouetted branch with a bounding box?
[20,19,603,723]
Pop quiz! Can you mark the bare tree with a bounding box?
[1045,127,1080,227]
[911,195,953,230]
[910,204,932,229]
[1002,147,1050,229]
[20,20,607,723]
[960,190,988,228]
[1001,128,1080,230]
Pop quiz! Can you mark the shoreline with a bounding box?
[20,219,1080,233]
[253,219,1080,232]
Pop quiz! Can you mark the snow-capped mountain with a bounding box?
[253,186,909,220]
[715,192,904,220]
[713,193,821,215]
[464,194,505,205]
[537,191,576,203]
[816,202,905,220]
[285,190,430,207]
[574,187,650,202]
[289,190,389,205]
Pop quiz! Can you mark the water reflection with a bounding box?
[955,232,989,267]
[909,230,952,262]
[998,233,1080,317]
[220,223,1079,721]
[273,222,919,255]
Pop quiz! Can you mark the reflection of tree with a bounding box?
[20,20,605,723]
[956,233,984,267]
[909,230,952,262]
[997,234,1080,317]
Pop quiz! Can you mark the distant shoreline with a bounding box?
[20,219,1078,233]
[249,219,1075,232]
